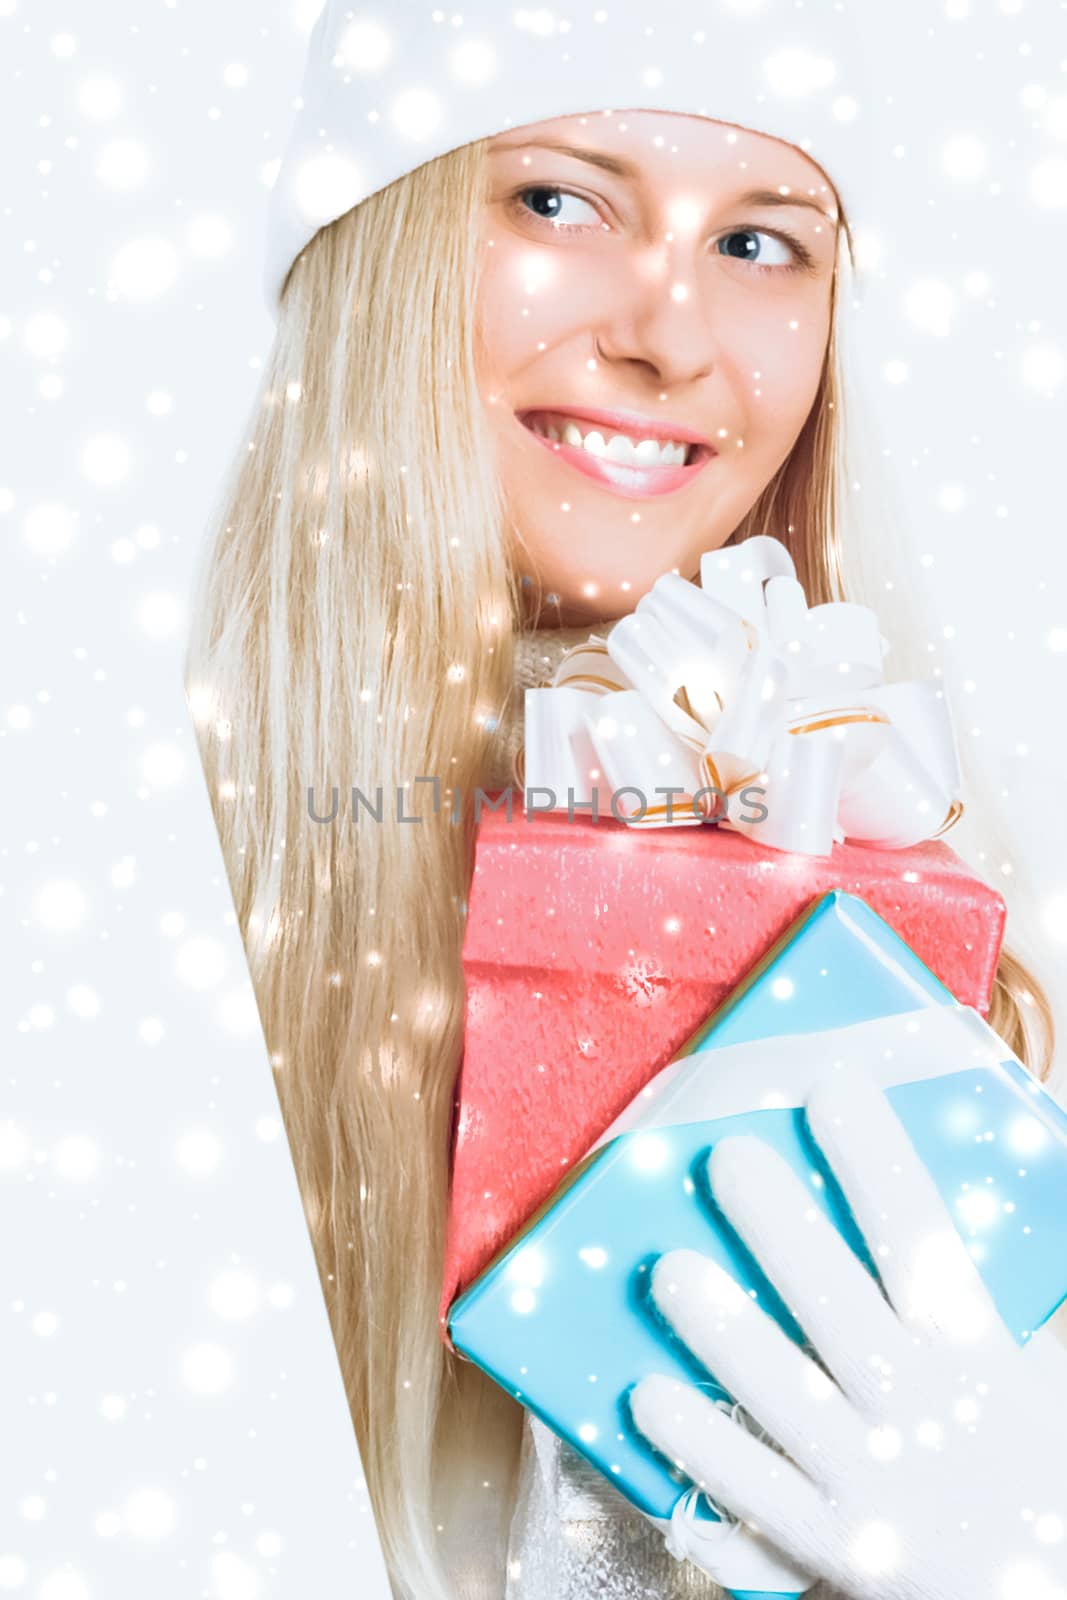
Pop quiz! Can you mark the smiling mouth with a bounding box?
[515,408,717,500]
[519,408,712,465]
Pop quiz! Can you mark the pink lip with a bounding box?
[516,408,718,501]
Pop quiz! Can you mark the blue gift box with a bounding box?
[448,890,1067,1599]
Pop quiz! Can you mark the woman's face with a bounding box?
[474,110,841,625]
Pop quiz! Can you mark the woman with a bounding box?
[184,5,1057,1597]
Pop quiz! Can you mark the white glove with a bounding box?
[630,1068,1067,1600]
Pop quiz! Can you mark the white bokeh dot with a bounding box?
[24,503,74,555]
[136,590,183,638]
[111,236,179,300]
[0,1122,31,1174]
[95,1510,122,1537]
[35,880,87,931]
[1021,344,1064,392]
[223,62,249,88]
[219,987,262,1036]
[138,1017,165,1045]
[32,1312,59,1338]
[80,434,131,487]
[291,0,324,30]
[209,1269,262,1320]
[52,1136,100,1181]
[100,1393,127,1421]
[175,1129,224,1178]
[77,76,122,119]
[39,1572,91,1600]
[124,1487,177,1540]
[187,214,232,259]
[1031,159,1067,208]
[450,39,496,84]
[1041,893,1067,942]
[51,31,77,56]
[175,937,227,989]
[337,19,391,71]
[111,856,136,889]
[181,1341,233,1395]
[146,389,173,415]
[211,1551,261,1600]
[0,1554,28,1587]
[905,279,956,337]
[96,139,149,189]
[8,704,32,730]
[391,87,443,141]
[25,311,68,358]
[938,484,967,513]
[941,135,987,180]
[142,743,184,787]
[66,979,100,1017]
[763,48,836,97]
[293,153,363,224]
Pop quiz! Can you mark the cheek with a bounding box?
[476,242,611,381]
[731,296,832,439]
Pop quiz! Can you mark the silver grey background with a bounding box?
[3,1,1066,1596]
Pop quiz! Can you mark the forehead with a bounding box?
[489,108,839,206]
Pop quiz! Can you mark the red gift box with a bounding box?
[440,802,1006,1331]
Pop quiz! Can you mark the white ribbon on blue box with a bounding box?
[448,891,1067,1600]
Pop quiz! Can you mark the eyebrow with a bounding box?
[491,138,837,220]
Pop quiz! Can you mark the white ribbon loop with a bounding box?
[517,537,963,855]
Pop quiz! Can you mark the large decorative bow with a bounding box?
[516,536,963,856]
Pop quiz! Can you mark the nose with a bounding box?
[592,248,720,390]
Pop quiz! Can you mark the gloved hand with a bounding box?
[630,1068,1067,1600]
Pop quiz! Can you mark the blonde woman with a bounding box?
[184,5,1059,1598]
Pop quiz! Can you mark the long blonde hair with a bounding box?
[184,133,1056,1600]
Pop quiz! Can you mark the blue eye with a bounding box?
[513,186,603,231]
[509,187,813,272]
[717,229,796,270]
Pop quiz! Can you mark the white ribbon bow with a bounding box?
[518,536,963,855]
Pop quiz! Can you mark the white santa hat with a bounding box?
[264,0,888,314]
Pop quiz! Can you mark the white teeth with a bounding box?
[634,438,664,465]
[533,414,693,466]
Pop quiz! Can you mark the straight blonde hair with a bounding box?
[185,133,1056,1600]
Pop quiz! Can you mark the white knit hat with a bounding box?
[264,0,888,314]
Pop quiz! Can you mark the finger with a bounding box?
[630,1372,834,1575]
[649,1247,866,1490]
[707,1133,915,1411]
[804,1070,1009,1348]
